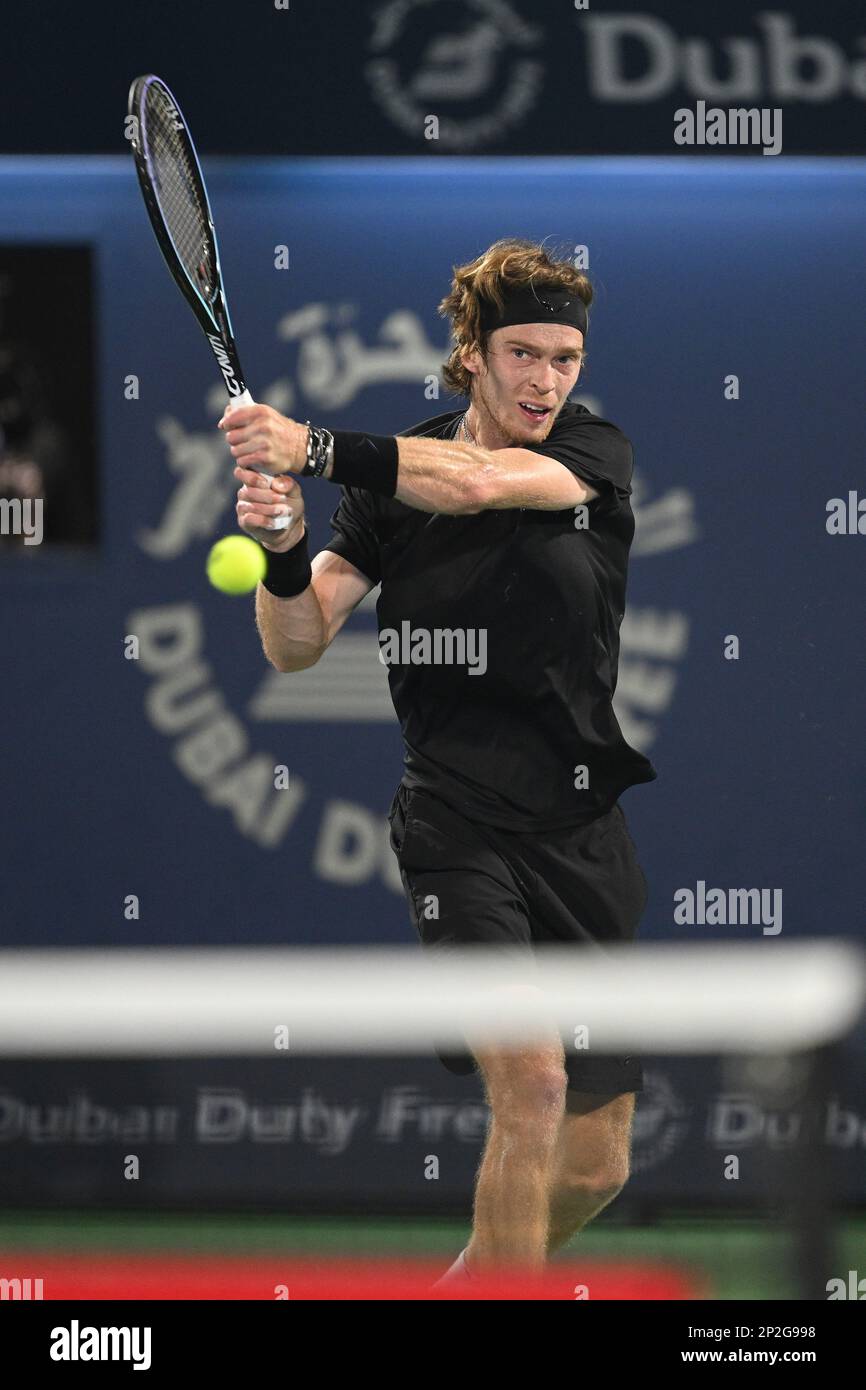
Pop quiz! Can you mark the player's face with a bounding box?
[464,322,584,445]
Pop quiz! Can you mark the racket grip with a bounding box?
[225,389,290,531]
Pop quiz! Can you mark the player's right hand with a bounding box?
[234,465,305,553]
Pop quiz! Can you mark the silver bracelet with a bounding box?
[303,422,334,478]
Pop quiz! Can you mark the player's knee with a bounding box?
[483,1053,568,1123]
[559,1163,629,1212]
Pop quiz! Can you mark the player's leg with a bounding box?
[512,804,647,1253]
[546,1091,635,1253]
[387,785,571,1273]
[465,1032,568,1269]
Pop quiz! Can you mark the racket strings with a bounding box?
[144,88,216,301]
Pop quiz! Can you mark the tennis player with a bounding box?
[223,239,657,1280]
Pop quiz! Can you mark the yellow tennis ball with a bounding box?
[206,535,267,595]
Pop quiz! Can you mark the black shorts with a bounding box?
[388,784,647,1097]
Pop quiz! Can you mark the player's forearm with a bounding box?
[318,435,485,513]
[224,406,590,514]
[390,436,597,512]
[385,436,494,514]
[255,581,327,673]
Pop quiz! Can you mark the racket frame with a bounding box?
[128,74,287,518]
[128,73,248,403]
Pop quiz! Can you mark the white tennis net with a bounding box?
[0,940,862,1056]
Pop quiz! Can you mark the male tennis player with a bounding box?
[223,239,657,1281]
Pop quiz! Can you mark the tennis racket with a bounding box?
[127,73,286,524]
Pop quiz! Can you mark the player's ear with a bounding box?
[461,347,481,377]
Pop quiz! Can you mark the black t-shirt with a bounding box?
[323,401,657,830]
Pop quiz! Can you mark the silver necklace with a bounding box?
[459,411,475,444]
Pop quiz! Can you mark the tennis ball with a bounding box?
[206,535,267,595]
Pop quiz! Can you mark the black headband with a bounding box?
[478,282,588,338]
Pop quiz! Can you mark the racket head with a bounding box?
[128,73,246,398]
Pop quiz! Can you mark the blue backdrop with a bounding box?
[1,157,864,955]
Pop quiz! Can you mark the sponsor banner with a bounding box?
[1,158,864,959]
[5,3,866,156]
[1,1054,864,1207]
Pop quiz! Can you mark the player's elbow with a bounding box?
[265,642,325,674]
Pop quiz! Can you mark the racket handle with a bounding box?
[225,389,290,531]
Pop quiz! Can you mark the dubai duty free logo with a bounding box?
[365,0,545,151]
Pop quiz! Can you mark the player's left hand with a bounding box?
[218,403,308,475]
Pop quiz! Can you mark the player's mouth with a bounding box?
[518,401,552,423]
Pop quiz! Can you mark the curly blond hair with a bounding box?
[438,239,592,398]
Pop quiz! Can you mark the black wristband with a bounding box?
[330,432,398,497]
[261,529,312,598]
